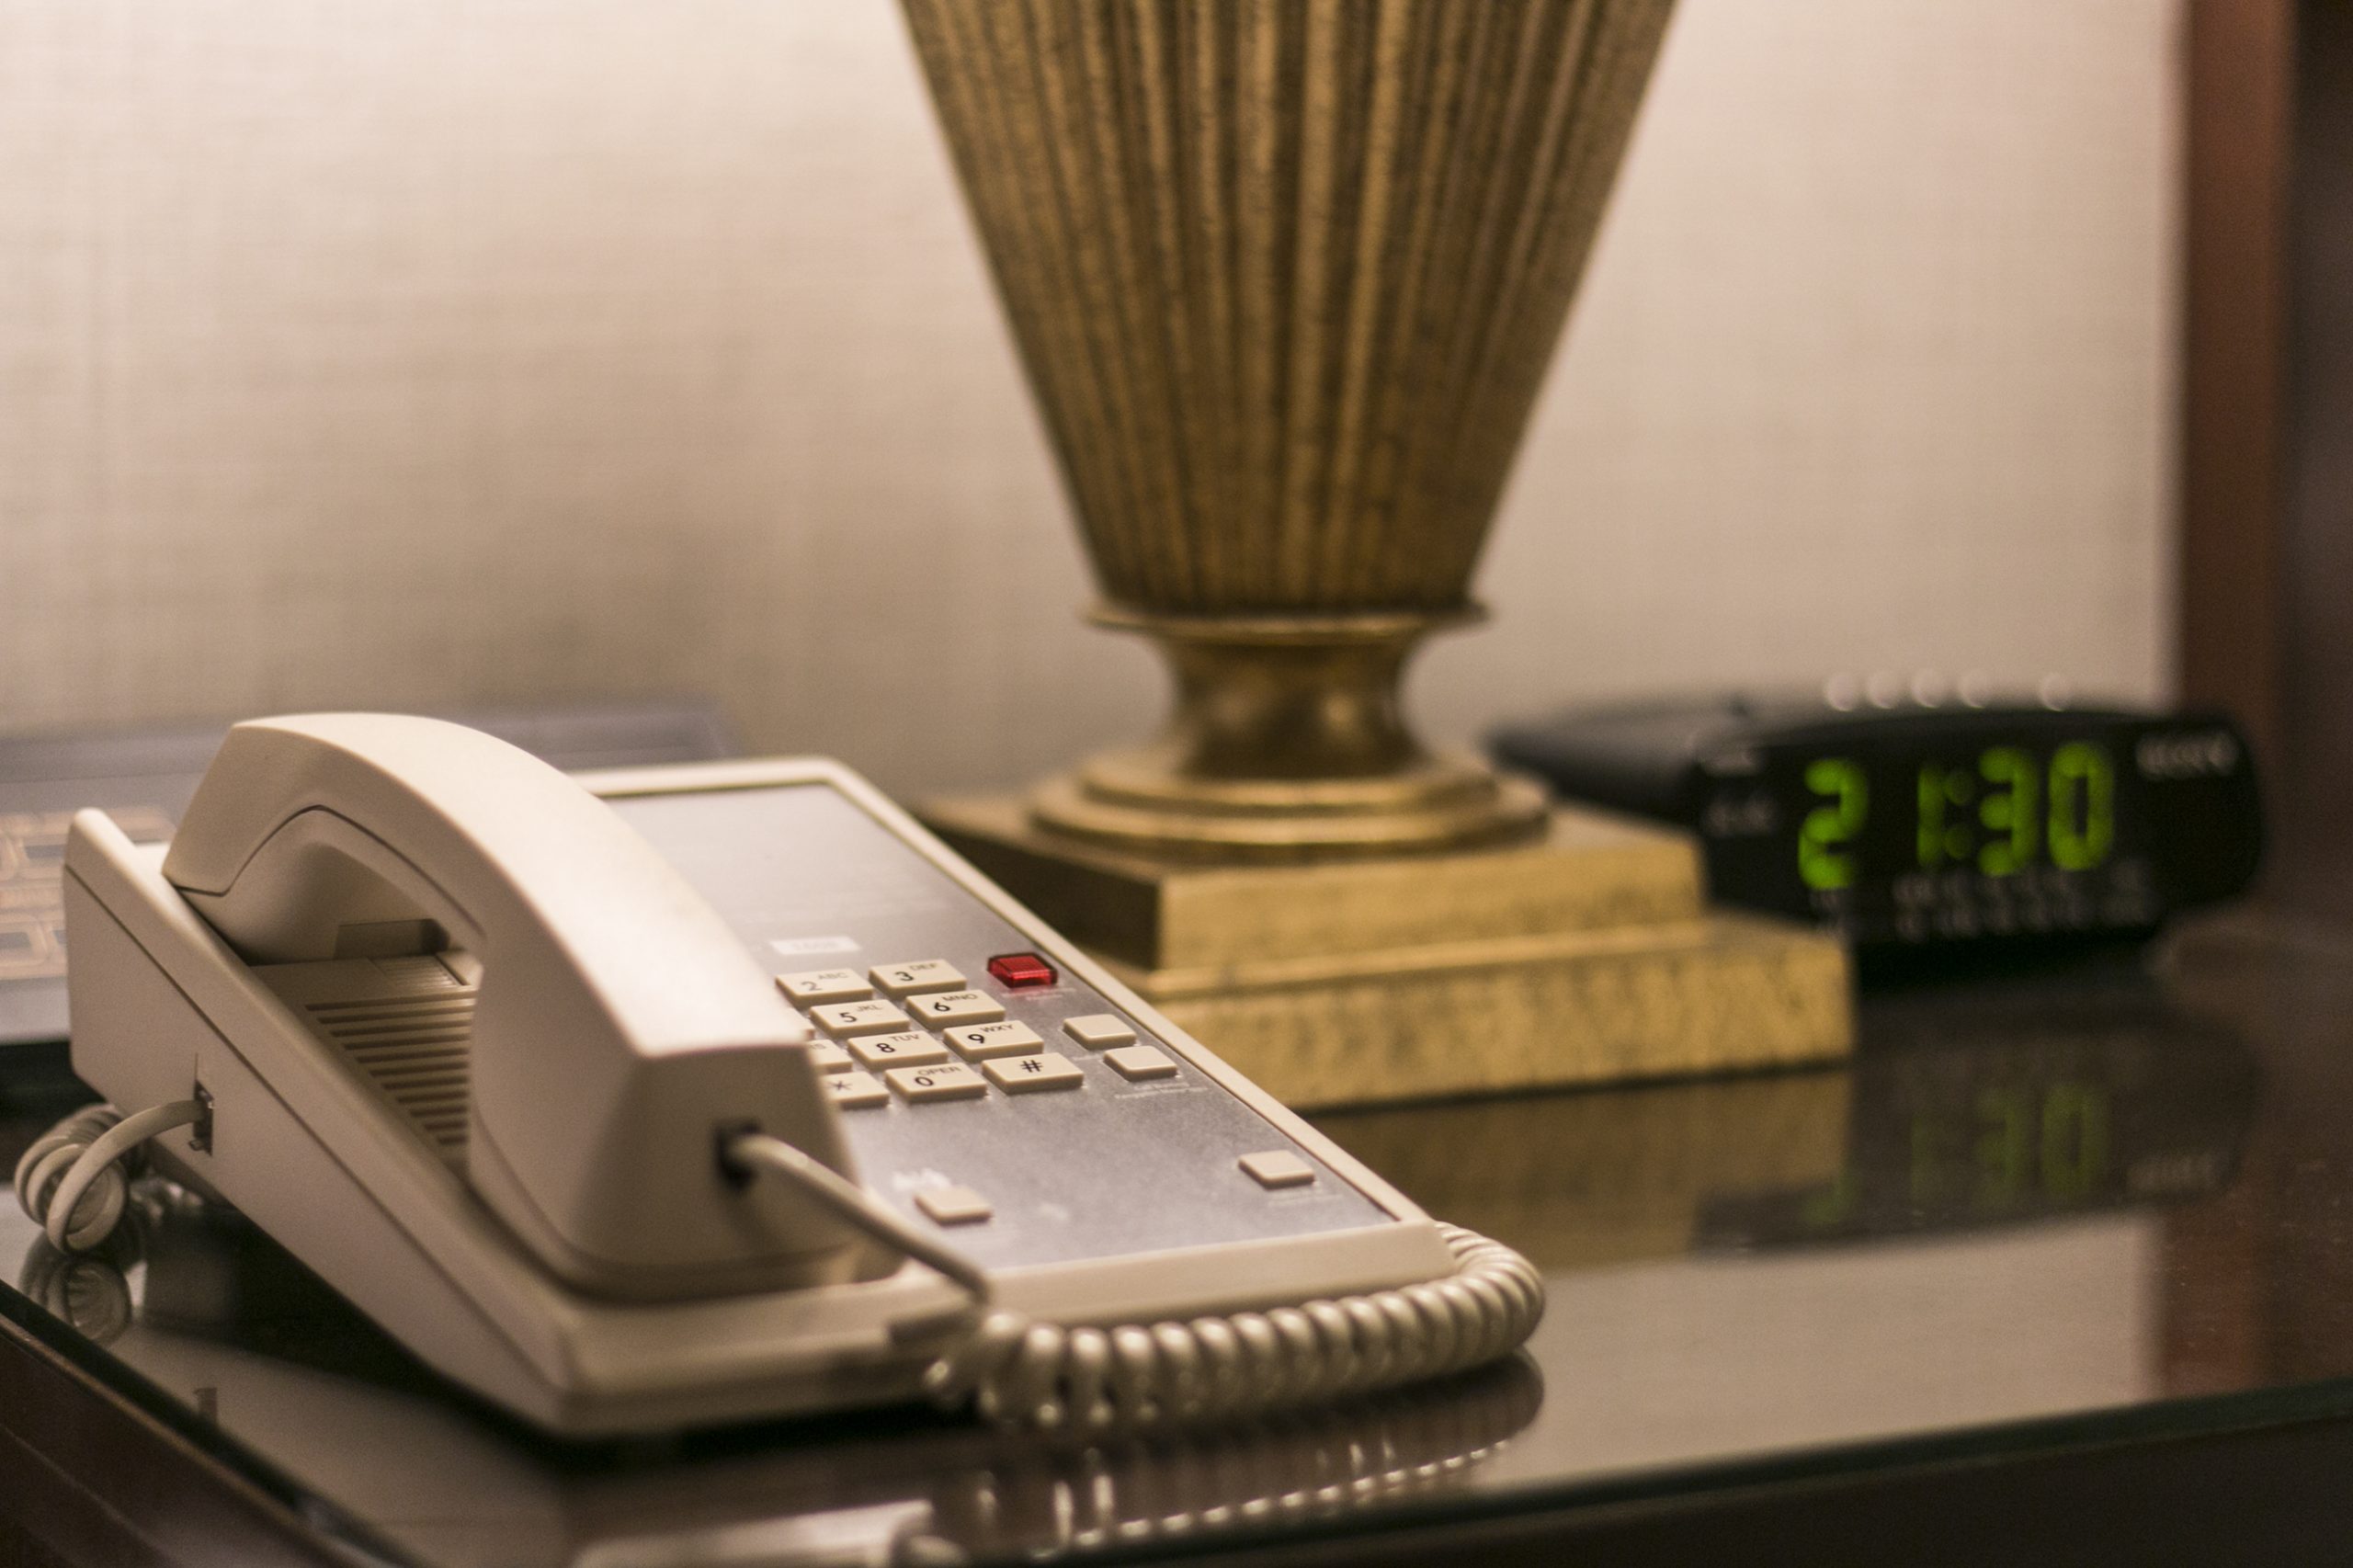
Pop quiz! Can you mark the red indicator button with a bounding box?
[986,952,1056,990]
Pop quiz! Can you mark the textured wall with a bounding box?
[0,1,2179,799]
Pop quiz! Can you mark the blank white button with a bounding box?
[1062,1014,1137,1050]
[983,1052,1086,1094]
[915,1186,993,1224]
[1105,1045,1177,1081]
[824,1072,889,1109]
[809,1043,854,1074]
[810,1000,911,1038]
[850,1031,950,1069]
[909,990,1006,1028]
[1239,1151,1315,1189]
[943,1020,1046,1061]
[885,1062,989,1103]
[870,960,966,997]
[778,968,871,1006]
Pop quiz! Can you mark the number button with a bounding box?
[982,1053,1086,1094]
[808,1042,854,1074]
[885,1062,989,1103]
[825,1071,889,1109]
[809,1000,911,1038]
[850,1031,951,1070]
[942,1020,1046,1061]
[913,990,1006,1028]
[778,968,871,1006]
[869,960,966,997]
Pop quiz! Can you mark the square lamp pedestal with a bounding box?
[922,798,1854,1109]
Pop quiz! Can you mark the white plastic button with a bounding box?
[850,1031,951,1070]
[778,968,871,1006]
[824,1072,889,1109]
[1239,1151,1315,1189]
[809,999,911,1038]
[1105,1045,1177,1081]
[942,1020,1047,1061]
[915,1186,993,1224]
[983,1052,1086,1094]
[1062,1014,1137,1050]
[870,960,966,997]
[885,1062,989,1103]
[909,990,1006,1028]
[808,1042,854,1074]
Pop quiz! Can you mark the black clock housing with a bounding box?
[1491,694,2262,950]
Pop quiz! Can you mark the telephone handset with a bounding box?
[22,715,1540,1436]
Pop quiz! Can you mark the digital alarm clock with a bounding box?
[1490,692,2262,949]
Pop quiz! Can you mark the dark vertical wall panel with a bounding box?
[2179,0,2291,767]
[2275,2,2353,921]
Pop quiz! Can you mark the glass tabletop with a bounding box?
[2,912,2347,1567]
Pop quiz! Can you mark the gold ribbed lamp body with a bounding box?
[903,0,1677,860]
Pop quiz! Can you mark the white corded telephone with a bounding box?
[14,715,1540,1437]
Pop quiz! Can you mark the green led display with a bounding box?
[2049,741,2117,870]
[1803,743,2121,886]
[1798,756,1866,891]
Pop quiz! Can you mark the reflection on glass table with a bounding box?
[8,919,2353,1567]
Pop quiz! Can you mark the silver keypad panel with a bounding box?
[602,782,1388,1269]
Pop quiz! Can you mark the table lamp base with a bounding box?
[920,797,1854,1108]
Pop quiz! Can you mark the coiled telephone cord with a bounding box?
[14,1101,206,1254]
[16,1110,1545,1435]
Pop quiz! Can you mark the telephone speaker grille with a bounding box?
[305,991,476,1169]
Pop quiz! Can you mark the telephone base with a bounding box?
[922,799,1852,1106]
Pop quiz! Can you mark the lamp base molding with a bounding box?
[920,798,1854,1108]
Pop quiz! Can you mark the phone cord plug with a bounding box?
[16,1101,209,1254]
[720,1130,1545,1435]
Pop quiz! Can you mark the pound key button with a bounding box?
[983,1052,1086,1095]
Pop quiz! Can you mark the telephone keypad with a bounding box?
[778,968,871,1005]
[942,1020,1046,1061]
[982,1052,1086,1095]
[824,1071,890,1109]
[909,990,1006,1028]
[810,1000,912,1038]
[869,960,965,996]
[849,1031,951,1070]
[884,1062,989,1103]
